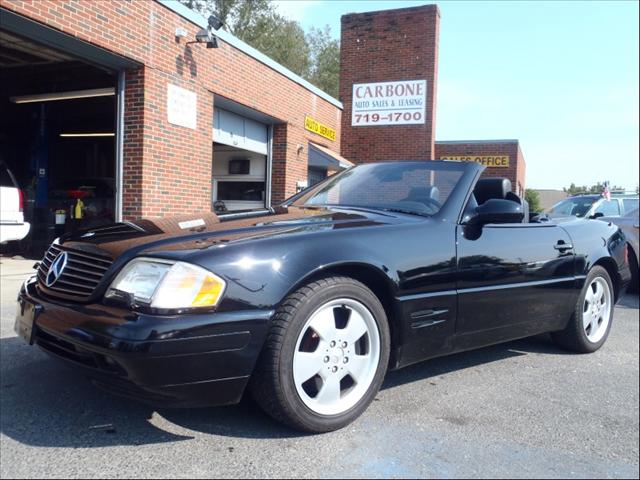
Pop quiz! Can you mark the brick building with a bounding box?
[435,140,526,196]
[1,1,527,254]
[339,5,526,194]
[339,5,440,163]
[1,0,344,253]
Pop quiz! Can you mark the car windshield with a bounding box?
[547,196,600,217]
[295,162,465,216]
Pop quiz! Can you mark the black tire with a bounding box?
[628,245,639,293]
[250,276,390,433]
[551,266,614,353]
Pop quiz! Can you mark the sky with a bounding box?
[274,0,639,191]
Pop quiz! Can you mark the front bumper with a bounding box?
[15,277,273,407]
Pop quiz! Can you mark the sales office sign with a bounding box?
[352,79,426,126]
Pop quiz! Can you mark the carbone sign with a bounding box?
[352,79,426,127]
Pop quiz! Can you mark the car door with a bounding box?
[455,221,577,345]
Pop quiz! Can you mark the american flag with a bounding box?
[602,181,611,201]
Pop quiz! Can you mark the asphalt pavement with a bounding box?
[1,258,638,479]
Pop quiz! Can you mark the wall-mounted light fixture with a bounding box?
[186,14,224,49]
[193,28,218,49]
[208,14,224,31]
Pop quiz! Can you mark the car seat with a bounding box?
[472,177,528,223]
[402,186,440,205]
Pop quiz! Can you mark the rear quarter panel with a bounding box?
[559,218,630,298]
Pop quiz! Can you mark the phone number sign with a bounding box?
[351,79,426,127]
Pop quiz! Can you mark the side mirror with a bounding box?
[468,198,524,225]
[590,212,604,219]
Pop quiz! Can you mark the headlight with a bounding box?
[106,258,226,309]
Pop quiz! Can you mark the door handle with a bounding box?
[554,241,573,252]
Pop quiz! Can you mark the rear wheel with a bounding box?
[552,266,614,353]
[628,245,638,293]
[250,276,390,432]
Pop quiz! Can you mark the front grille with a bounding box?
[37,243,113,301]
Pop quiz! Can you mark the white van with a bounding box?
[0,161,30,244]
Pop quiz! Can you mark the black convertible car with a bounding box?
[15,161,631,432]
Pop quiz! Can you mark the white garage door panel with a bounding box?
[244,118,268,154]
[213,108,268,155]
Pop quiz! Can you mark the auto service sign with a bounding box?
[351,79,426,127]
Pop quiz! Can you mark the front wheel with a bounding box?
[551,266,614,353]
[250,276,390,432]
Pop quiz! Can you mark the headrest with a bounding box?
[406,186,440,202]
[474,178,512,204]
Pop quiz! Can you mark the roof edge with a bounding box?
[157,0,343,110]
[435,139,519,145]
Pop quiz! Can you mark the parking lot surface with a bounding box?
[1,258,638,479]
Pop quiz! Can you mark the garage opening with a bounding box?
[0,31,118,256]
[212,105,272,215]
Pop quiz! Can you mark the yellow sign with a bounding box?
[441,155,510,168]
[305,115,336,142]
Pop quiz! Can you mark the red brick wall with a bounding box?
[121,67,145,219]
[434,141,526,194]
[3,0,342,217]
[339,5,440,163]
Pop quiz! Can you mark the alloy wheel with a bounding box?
[582,277,612,344]
[292,298,381,416]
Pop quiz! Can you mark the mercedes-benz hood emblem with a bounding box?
[45,252,68,287]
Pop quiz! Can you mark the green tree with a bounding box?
[179,0,339,95]
[306,26,340,98]
[179,0,274,38]
[563,182,624,195]
[248,16,310,77]
[524,189,541,213]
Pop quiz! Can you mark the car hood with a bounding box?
[59,206,416,259]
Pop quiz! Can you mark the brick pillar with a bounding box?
[339,5,440,164]
[122,66,213,219]
[122,67,145,220]
[270,124,288,204]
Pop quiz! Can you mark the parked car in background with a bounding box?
[0,161,30,244]
[15,161,632,432]
[600,208,639,291]
[546,193,638,219]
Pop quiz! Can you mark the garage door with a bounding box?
[213,108,268,155]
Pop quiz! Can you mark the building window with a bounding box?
[217,181,265,202]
